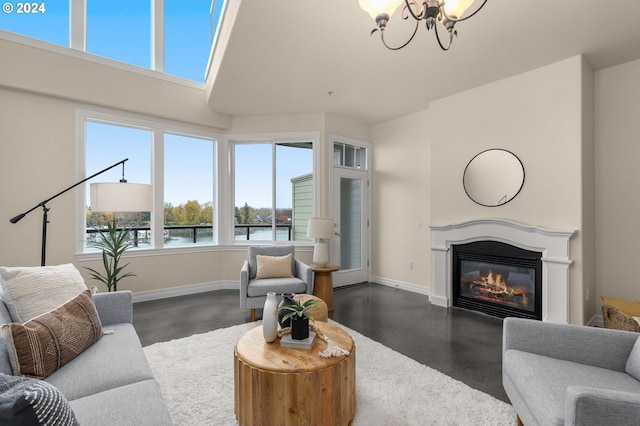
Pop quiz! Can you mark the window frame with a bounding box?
[75,107,220,259]
[223,132,320,245]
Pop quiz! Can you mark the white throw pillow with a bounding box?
[0,263,88,323]
[256,254,294,279]
[625,336,640,381]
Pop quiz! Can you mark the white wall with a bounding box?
[370,109,431,290]
[595,58,640,304]
[371,56,594,324]
[0,37,230,129]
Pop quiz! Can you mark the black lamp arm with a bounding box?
[9,158,129,266]
[10,158,129,224]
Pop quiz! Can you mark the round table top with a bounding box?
[310,264,340,273]
[235,321,354,373]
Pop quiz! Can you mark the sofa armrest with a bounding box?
[503,317,639,372]
[295,259,314,294]
[239,260,250,308]
[566,386,640,425]
[92,291,133,326]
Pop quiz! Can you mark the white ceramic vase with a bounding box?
[262,292,279,343]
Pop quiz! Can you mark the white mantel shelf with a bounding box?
[430,219,576,323]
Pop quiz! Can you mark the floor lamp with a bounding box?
[307,217,335,266]
[10,158,152,266]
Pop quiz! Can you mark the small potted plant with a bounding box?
[278,297,320,340]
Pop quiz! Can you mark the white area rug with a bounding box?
[144,321,515,425]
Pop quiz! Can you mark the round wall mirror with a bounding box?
[463,149,525,207]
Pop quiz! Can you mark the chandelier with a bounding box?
[359,0,488,51]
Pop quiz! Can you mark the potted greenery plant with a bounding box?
[278,297,320,340]
[85,219,135,292]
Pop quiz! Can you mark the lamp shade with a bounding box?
[90,182,153,212]
[359,0,404,20]
[307,218,334,239]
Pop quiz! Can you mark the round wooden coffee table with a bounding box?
[234,321,356,426]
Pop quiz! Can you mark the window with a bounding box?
[164,133,215,245]
[86,0,151,68]
[85,122,152,244]
[232,136,316,242]
[164,0,210,82]
[82,111,217,252]
[0,0,68,46]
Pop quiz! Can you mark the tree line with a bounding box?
[234,202,292,225]
[86,200,213,227]
[87,200,293,228]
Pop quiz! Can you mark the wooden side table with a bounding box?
[234,322,355,426]
[311,264,339,311]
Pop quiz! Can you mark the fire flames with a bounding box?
[472,270,528,308]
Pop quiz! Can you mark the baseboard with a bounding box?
[132,276,433,304]
[370,275,431,297]
[132,280,239,303]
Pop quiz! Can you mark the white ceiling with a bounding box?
[206,0,640,125]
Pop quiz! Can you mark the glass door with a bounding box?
[332,165,369,286]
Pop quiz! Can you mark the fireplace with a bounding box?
[452,241,542,320]
[431,219,575,323]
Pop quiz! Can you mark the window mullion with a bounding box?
[152,129,164,248]
[70,0,86,51]
[151,0,164,71]
[271,143,277,241]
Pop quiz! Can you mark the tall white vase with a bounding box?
[262,292,278,343]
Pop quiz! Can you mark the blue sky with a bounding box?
[2,1,312,209]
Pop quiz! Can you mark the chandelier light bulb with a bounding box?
[359,0,404,21]
[443,0,476,19]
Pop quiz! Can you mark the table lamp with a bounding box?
[307,217,334,266]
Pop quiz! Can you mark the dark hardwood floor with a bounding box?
[133,282,509,403]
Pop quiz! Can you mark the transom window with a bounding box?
[0,0,214,82]
[333,142,367,169]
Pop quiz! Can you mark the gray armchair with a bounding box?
[240,245,313,321]
[503,317,640,426]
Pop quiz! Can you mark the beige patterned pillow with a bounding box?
[256,254,294,279]
[0,263,88,323]
[2,290,103,379]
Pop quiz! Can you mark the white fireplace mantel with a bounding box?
[430,219,576,323]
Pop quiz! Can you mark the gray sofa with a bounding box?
[503,317,640,425]
[0,291,173,425]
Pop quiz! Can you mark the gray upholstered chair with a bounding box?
[503,317,640,426]
[240,245,313,321]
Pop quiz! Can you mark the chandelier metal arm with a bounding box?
[440,0,488,23]
[433,21,453,50]
[403,0,427,22]
[378,18,420,51]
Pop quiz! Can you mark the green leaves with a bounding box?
[277,298,320,323]
[85,218,135,292]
